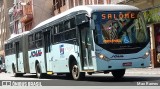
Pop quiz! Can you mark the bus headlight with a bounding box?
[96,53,110,61]
[142,51,150,59]
[99,54,105,59]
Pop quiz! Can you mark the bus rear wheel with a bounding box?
[71,61,85,80]
[36,63,43,78]
[111,69,125,79]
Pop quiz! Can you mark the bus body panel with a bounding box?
[28,48,46,73]
[95,43,150,71]
[51,43,78,73]
[5,54,16,73]
[96,57,150,71]
[46,52,52,72]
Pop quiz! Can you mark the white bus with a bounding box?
[5,5,150,80]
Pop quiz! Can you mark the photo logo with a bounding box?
[2,81,12,86]
[60,45,64,55]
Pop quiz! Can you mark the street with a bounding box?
[0,69,160,86]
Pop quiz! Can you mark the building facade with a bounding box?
[0,0,14,56]
[20,0,53,32]
[52,0,112,16]
[6,0,53,35]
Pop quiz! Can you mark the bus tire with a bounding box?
[111,69,125,79]
[35,63,43,78]
[12,64,23,77]
[87,72,92,75]
[71,61,85,80]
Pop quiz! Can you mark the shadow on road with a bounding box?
[11,74,160,82]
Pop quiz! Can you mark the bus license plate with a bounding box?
[123,62,132,66]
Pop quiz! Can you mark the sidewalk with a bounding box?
[126,67,160,75]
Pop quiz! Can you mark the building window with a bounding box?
[53,0,64,10]
[79,0,83,5]
[53,0,57,10]
[63,0,66,6]
[94,0,98,4]
[106,0,111,4]
[57,0,62,7]
[98,0,104,4]
[74,0,78,6]
[25,22,32,31]
[70,0,74,8]
[85,0,89,5]
[15,20,19,34]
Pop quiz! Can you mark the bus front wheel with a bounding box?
[111,69,125,79]
[71,61,85,80]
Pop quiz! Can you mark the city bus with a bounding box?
[4,5,150,80]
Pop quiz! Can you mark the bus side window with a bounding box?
[35,32,42,48]
[51,26,54,44]
[6,44,9,55]
[70,18,76,28]
[53,25,59,43]
[64,18,76,43]
[15,42,20,58]
[54,25,59,34]
[28,35,32,49]
[11,43,14,55]
[5,44,7,55]
[64,20,70,40]
[28,34,35,49]
[9,43,12,55]
[59,22,64,32]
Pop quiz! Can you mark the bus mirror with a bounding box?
[76,14,89,25]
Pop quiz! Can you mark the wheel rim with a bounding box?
[72,65,79,79]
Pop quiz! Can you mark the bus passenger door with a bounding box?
[78,23,93,70]
[15,42,23,72]
[43,31,52,73]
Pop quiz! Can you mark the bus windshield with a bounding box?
[92,11,149,53]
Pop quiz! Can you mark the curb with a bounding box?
[126,68,160,75]
[126,71,160,75]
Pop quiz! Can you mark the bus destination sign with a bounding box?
[101,12,137,20]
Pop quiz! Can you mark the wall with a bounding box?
[0,0,14,55]
[32,0,53,28]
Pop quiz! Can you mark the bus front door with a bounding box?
[79,24,93,70]
[43,30,52,74]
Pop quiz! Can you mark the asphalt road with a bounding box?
[0,72,160,86]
